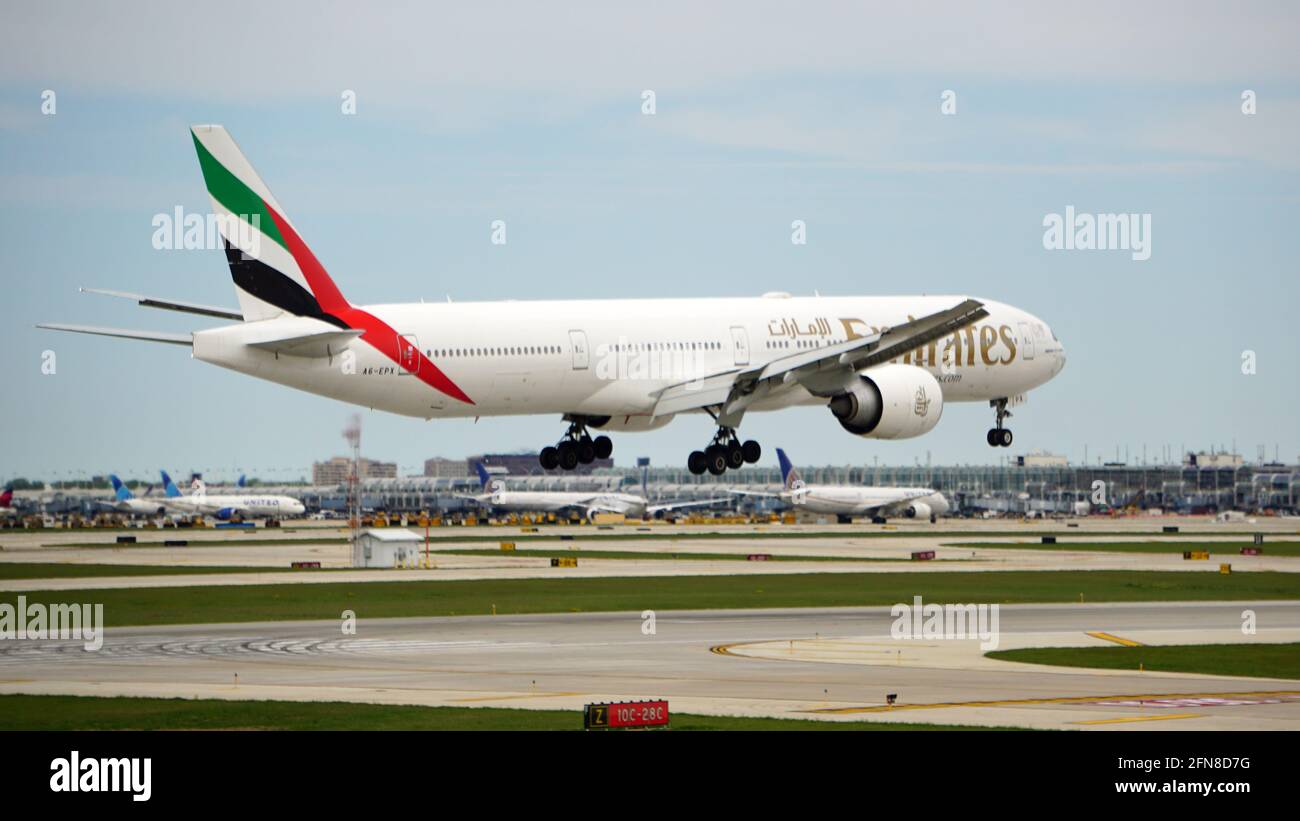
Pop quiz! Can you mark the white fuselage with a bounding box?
[484,491,651,518]
[112,499,172,516]
[784,486,950,517]
[165,494,306,518]
[191,294,1064,424]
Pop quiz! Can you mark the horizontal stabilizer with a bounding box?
[81,288,243,321]
[36,323,193,346]
[241,317,364,357]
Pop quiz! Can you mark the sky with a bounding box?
[1,1,1297,483]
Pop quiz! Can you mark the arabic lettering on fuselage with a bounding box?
[764,316,1019,366]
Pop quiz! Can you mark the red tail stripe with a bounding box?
[261,200,474,405]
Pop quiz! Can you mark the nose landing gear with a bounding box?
[539,420,613,471]
[986,398,1013,447]
[687,428,761,476]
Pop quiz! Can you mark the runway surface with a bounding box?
[2,601,1297,730]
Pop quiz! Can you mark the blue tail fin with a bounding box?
[110,474,133,501]
[237,474,247,488]
[474,461,491,490]
[776,448,802,491]
[160,470,182,498]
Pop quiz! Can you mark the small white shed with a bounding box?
[352,528,425,568]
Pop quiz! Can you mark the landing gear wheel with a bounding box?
[726,441,745,469]
[687,450,707,475]
[592,435,613,460]
[557,441,579,471]
[988,398,1014,448]
[741,440,762,464]
[576,437,596,464]
[705,445,728,476]
[539,446,559,470]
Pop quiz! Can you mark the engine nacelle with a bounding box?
[214,507,238,520]
[904,502,932,520]
[828,364,943,439]
[586,414,675,433]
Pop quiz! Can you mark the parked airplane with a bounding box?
[158,470,305,520]
[463,462,723,520]
[103,475,170,517]
[731,448,950,523]
[0,487,15,515]
[40,126,1065,476]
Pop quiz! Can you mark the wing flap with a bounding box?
[651,369,744,416]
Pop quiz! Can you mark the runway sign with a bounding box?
[1183,550,1209,560]
[584,700,669,730]
[551,556,577,567]
[911,550,936,561]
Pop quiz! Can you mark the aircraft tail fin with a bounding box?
[160,471,182,498]
[110,474,133,501]
[0,488,11,507]
[190,125,351,325]
[776,448,803,491]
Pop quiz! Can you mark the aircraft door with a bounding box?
[729,326,750,366]
[397,334,420,373]
[568,330,589,370]
[1017,322,1035,360]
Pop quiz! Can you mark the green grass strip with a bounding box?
[2,571,1296,627]
[987,642,1300,680]
[0,694,1005,731]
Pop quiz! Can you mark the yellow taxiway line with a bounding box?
[1086,631,1145,647]
[450,691,586,703]
[806,690,1300,714]
[1071,713,1201,725]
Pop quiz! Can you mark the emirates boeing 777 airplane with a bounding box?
[40,126,1066,475]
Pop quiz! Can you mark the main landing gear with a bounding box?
[986,397,1013,448]
[539,420,613,471]
[687,428,761,476]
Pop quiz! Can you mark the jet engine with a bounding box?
[903,502,932,520]
[828,364,943,439]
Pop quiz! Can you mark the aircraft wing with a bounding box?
[864,490,937,515]
[80,288,243,321]
[725,489,782,499]
[645,497,733,514]
[650,299,987,422]
[242,318,365,357]
[35,324,193,346]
